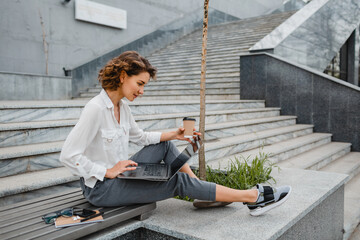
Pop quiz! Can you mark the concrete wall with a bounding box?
[0,0,287,77]
[0,72,71,100]
[240,53,360,151]
[250,0,360,77]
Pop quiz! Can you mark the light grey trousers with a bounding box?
[80,141,216,207]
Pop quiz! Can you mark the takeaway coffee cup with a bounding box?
[183,117,196,138]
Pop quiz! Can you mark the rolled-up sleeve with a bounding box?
[128,107,161,146]
[60,103,107,181]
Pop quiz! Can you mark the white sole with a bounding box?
[249,186,292,216]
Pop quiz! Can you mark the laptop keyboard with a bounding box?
[143,165,165,176]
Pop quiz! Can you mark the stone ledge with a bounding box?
[86,168,348,240]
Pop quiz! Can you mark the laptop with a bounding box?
[117,135,202,181]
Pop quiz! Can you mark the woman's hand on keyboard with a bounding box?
[105,160,138,179]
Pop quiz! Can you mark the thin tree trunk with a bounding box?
[199,0,209,181]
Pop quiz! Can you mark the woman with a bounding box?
[60,51,291,216]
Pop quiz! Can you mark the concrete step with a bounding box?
[0,114,292,177]
[148,76,240,83]
[134,107,281,131]
[187,124,314,166]
[343,173,360,240]
[154,63,239,73]
[0,99,265,123]
[277,142,351,171]
[127,168,346,240]
[0,123,311,204]
[0,119,76,147]
[80,88,240,98]
[0,141,64,177]
[149,53,241,65]
[155,71,239,81]
[94,78,240,88]
[117,99,265,115]
[149,59,239,70]
[85,83,241,93]
[319,152,360,183]
[150,68,240,78]
[161,34,269,49]
[157,115,297,142]
[0,167,78,207]
[0,107,281,147]
[162,31,277,48]
[149,44,254,59]
[0,100,86,124]
[77,94,240,101]
[206,133,332,169]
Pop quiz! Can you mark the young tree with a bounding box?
[199,0,209,180]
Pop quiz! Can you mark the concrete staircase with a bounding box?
[0,11,359,239]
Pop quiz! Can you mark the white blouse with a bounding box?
[60,89,162,188]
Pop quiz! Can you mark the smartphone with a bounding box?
[74,209,96,218]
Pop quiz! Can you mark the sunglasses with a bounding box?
[42,208,73,224]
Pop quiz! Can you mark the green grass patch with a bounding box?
[175,151,279,201]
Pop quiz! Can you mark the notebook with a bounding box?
[55,210,104,228]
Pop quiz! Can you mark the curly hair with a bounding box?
[98,51,157,91]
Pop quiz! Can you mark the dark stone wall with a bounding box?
[240,53,360,151]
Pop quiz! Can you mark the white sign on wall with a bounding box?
[75,0,127,29]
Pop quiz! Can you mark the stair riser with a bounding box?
[95,78,240,88]
[149,54,240,65]
[81,88,239,98]
[146,89,239,95]
[155,47,245,58]
[156,72,239,80]
[135,118,296,147]
[188,127,313,165]
[347,164,360,184]
[270,137,332,164]
[150,60,238,70]
[151,52,242,64]
[0,108,83,124]
[0,119,298,177]
[0,180,79,207]
[156,63,239,72]
[1,110,279,146]
[156,67,240,77]
[129,102,265,115]
[137,110,280,131]
[79,95,240,101]
[0,126,73,147]
[123,95,239,101]
[0,152,61,177]
[147,83,240,90]
[307,147,351,171]
[202,119,297,141]
[86,82,240,92]
[0,101,264,123]
[150,58,239,67]
[157,38,259,50]
[158,44,248,54]
[158,38,266,53]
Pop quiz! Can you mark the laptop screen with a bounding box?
[170,135,202,175]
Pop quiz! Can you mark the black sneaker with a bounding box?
[244,184,291,216]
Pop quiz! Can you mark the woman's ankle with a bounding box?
[249,189,259,203]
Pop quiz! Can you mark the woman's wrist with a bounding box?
[160,131,178,141]
[105,168,115,178]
